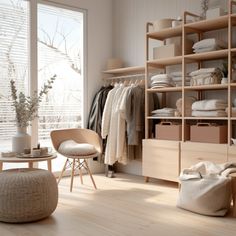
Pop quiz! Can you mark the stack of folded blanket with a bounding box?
[176,96,196,116]
[170,71,191,87]
[189,68,223,86]
[192,99,227,117]
[150,74,174,88]
[151,108,176,117]
[193,38,227,53]
[226,107,236,117]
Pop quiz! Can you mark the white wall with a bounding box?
[112,0,228,175]
[48,0,113,173]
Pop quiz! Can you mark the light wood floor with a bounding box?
[0,173,236,236]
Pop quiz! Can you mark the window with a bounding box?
[0,0,85,172]
[37,3,84,172]
[0,0,29,151]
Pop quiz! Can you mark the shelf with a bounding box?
[147,116,182,120]
[184,84,228,91]
[184,15,228,33]
[147,87,182,93]
[103,66,145,75]
[231,83,236,87]
[184,117,228,120]
[147,56,182,67]
[231,48,236,53]
[147,26,182,40]
[184,49,228,62]
[230,117,236,120]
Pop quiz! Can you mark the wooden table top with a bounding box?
[0,153,57,163]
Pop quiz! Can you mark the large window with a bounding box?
[0,0,29,151]
[37,3,84,171]
[0,0,85,172]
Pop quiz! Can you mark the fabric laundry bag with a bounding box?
[177,161,236,216]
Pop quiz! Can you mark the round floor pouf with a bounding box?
[0,168,58,223]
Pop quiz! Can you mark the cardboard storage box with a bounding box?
[155,122,190,141]
[206,8,224,20]
[153,40,193,59]
[190,123,227,144]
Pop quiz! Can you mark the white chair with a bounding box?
[50,128,102,192]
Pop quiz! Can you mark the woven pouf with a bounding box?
[0,168,58,223]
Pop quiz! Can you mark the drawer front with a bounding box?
[228,145,236,162]
[181,142,227,170]
[142,139,179,182]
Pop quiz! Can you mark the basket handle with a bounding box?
[196,122,217,127]
[160,121,173,126]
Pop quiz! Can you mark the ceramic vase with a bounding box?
[12,126,31,153]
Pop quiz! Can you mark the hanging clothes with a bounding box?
[101,83,147,165]
[87,85,113,136]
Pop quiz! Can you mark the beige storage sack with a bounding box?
[177,161,236,216]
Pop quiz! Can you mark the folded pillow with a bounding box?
[58,140,97,156]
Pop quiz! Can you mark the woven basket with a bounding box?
[0,168,58,223]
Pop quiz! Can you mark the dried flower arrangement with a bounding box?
[10,75,57,127]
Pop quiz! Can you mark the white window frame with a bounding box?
[28,0,87,148]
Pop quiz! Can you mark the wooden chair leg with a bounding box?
[70,159,76,192]
[58,158,68,184]
[84,159,97,189]
[78,159,83,185]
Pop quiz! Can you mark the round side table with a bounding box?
[0,153,57,172]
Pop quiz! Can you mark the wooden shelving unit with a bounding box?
[143,0,236,182]
[103,66,145,75]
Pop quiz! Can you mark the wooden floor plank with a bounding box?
[0,173,235,236]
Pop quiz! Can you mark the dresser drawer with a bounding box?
[142,139,179,182]
[181,142,227,170]
[227,145,236,162]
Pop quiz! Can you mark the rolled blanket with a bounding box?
[192,110,227,117]
[176,97,196,116]
[192,99,227,111]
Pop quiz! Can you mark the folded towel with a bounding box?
[192,110,227,117]
[226,107,236,117]
[193,38,227,50]
[190,68,219,77]
[193,45,222,53]
[192,99,227,111]
[152,107,175,114]
[151,74,171,81]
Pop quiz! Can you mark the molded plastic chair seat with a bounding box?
[50,128,102,192]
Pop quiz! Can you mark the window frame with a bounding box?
[28,0,87,148]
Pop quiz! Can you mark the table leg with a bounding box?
[28,162,33,168]
[0,162,3,171]
[47,160,52,172]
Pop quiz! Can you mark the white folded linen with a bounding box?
[152,107,175,114]
[192,99,227,111]
[226,107,236,117]
[193,45,221,53]
[190,68,218,77]
[150,74,171,81]
[192,110,227,117]
[193,38,227,50]
[171,71,182,77]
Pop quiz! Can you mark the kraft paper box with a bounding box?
[153,40,193,59]
[155,122,190,141]
[190,124,227,144]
